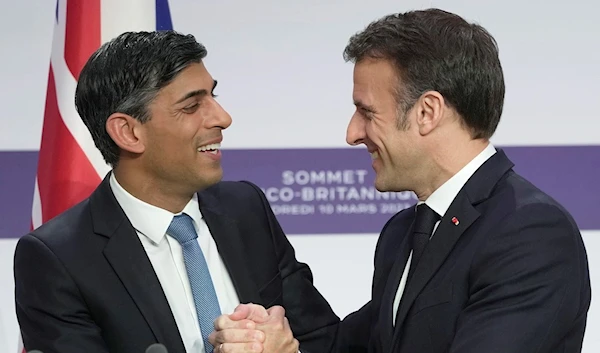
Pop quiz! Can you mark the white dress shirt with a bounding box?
[392,143,497,323]
[109,174,241,353]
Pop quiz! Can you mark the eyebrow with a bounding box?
[175,79,218,104]
[354,100,377,113]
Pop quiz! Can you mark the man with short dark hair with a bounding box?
[335,8,591,353]
[213,8,591,353]
[14,30,339,353]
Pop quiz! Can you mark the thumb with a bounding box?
[229,304,252,321]
[232,303,269,323]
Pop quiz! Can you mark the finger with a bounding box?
[255,309,288,333]
[208,330,218,346]
[229,304,252,321]
[266,305,285,319]
[283,316,291,331]
[216,342,264,353]
[211,329,266,344]
[214,315,257,330]
[233,303,269,322]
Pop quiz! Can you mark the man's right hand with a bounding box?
[209,303,268,352]
[209,303,299,353]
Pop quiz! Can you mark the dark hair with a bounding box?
[75,30,208,166]
[343,8,505,138]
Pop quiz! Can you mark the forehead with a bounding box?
[352,58,399,102]
[158,61,214,101]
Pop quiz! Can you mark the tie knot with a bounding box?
[167,213,198,244]
[414,203,440,236]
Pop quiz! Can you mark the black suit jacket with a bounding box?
[335,150,591,353]
[14,175,339,353]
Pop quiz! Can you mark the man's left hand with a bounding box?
[209,304,299,353]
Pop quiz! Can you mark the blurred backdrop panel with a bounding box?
[0,1,598,352]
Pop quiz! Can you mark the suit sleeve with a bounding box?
[332,302,373,353]
[242,181,340,353]
[333,210,406,353]
[14,234,109,353]
[449,203,590,353]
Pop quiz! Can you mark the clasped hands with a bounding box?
[208,303,299,353]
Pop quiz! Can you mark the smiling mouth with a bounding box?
[197,143,220,154]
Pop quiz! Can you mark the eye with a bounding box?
[182,103,199,114]
[361,108,374,120]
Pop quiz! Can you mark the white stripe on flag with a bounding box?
[31,177,43,229]
[50,1,110,179]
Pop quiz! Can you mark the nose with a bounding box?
[346,112,365,146]
[210,99,232,130]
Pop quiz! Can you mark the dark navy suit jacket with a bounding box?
[14,176,339,353]
[335,150,591,353]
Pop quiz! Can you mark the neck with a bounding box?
[414,137,489,201]
[112,164,193,214]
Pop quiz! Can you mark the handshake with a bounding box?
[25,303,297,353]
[208,303,299,353]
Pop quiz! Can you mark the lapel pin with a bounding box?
[451,217,460,226]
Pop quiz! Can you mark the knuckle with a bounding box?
[214,332,225,344]
[214,316,227,329]
[246,341,262,353]
[272,305,285,316]
[244,329,255,340]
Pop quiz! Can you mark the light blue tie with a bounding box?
[167,213,221,353]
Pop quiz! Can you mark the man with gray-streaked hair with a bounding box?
[213,8,591,353]
[335,7,590,353]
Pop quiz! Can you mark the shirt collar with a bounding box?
[109,173,204,245]
[422,143,497,217]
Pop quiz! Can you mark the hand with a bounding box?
[209,303,269,353]
[209,304,299,353]
[257,306,299,353]
[229,303,270,324]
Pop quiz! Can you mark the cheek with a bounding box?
[375,131,410,165]
[368,124,392,152]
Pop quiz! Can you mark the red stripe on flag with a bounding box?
[36,67,101,223]
[64,0,101,79]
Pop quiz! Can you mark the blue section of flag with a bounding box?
[156,0,173,30]
[55,0,59,23]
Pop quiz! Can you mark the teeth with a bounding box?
[370,151,379,160]
[198,143,221,152]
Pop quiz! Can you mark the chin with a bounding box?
[374,175,405,193]
[374,178,390,192]
[206,169,224,185]
[191,169,223,191]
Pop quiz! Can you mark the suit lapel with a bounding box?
[392,192,480,340]
[103,224,185,351]
[91,175,185,352]
[198,190,262,304]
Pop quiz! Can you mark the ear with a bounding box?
[415,91,445,136]
[105,113,146,155]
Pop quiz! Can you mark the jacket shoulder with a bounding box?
[24,198,94,252]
